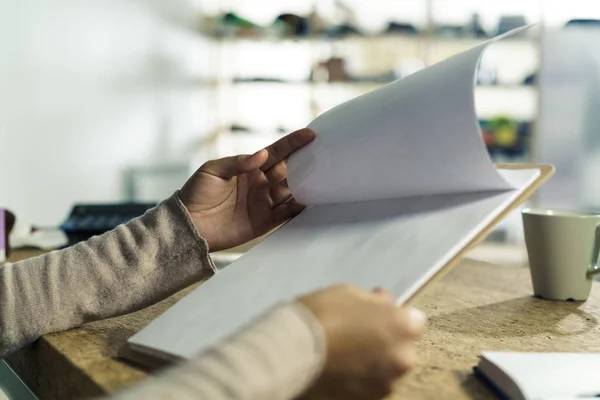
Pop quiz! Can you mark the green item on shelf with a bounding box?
[222,12,261,29]
[489,116,518,148]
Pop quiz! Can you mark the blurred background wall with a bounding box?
[1,0,600,240]
[0,0,215,226]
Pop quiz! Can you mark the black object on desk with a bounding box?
[1,209,16,259]
[60,203,156,246]
[566,19,600,29]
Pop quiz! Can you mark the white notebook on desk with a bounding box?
[475,352,600,400]
[122,26,553,365]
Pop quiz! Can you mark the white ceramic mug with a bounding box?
[522,209,600,301]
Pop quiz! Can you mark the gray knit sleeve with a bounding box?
[110,302,326,400]
[0,192,216,358]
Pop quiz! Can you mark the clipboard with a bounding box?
[120,23,552,368]
[122,163,555,367]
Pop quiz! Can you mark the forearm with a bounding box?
[111,302,325,400]
[0,192,216,357]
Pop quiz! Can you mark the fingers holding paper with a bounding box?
[196,127,314,180]
[253,128,315,227]
[180,128,315,252]
[261,128,316,172]
[262,128,315,215]
[254,127,315,209]
[200,150,268,179]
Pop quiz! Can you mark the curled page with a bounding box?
[288,26,531,205]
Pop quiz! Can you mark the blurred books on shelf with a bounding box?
[196,10,532,41]
[565,19,600,29]
[186,2,540,245]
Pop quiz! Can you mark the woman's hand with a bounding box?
[180,128,315,252]
[299,285,426,400]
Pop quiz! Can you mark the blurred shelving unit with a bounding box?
[192,0,541,170]
[185,0,545,244]
[126,0,600,241]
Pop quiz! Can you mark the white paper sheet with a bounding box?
[287,27,531,205]
[129,169,540,360]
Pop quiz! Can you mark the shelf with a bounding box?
[225,80,534,89]
[200,9,540,156]
[202,33,428,44]
[200,33,537,46]
[229,80,389,87]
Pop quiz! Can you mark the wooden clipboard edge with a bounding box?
[404,163,555,305]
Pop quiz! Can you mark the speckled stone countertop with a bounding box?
[6,247,600,400]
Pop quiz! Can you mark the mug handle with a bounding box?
[587,224,600,278]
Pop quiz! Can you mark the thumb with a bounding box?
[201,150,268,178]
